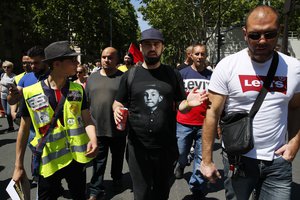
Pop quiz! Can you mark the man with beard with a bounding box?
[113,28,208,200]
[118,52,134,72]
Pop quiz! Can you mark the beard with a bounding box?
[144,55,161,65]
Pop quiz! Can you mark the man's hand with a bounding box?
[85,141,98,158]
[186,87,208,107]
[200,161,221,183]
[114,106,125,126]
[7,86,21,105]
[275,136,300,162]
[12,166,26,185]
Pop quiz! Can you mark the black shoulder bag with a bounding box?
[220,51,279,156]
[31,92,67,176]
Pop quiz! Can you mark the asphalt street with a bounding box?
[1,117,300,200]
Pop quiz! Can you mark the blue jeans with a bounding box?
[222,151,292,200]
[176,122,207,193]
[1,98,13,127]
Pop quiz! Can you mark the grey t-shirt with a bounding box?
[85,70,124,137]
[0,73,15,99]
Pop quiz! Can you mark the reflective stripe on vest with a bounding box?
[23,81,92,178]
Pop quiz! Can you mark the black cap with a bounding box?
[140,28,164,43]
[43,41,80,62]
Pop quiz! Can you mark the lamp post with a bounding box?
[217,0,221,63]
[282,0,292,55]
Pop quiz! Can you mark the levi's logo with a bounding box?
[239,75,287,94]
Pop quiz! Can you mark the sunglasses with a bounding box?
[247,31,278,40]
[77,71,83,74]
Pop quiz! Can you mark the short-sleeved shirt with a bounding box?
[115,64,186,149]
[20,80,88,118]
[0,73,16,99]
[18,71,50,88]
[85,70,124,137]
[209,49,300,160]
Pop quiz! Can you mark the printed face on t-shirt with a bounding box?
[143,88,163,111]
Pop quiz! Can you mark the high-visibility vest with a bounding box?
[15,72,26,85]
[23,81,92,178]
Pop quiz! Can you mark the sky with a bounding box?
[130,0,150,31]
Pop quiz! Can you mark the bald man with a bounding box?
[85,47,126,200]
[200,5,300,199]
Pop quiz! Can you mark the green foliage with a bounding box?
[139,0,299,64]
[0,0,139,66]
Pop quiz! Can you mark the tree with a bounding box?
[138,0,298,64]
[0,0,139,69]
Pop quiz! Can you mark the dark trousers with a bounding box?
[89,136,126,197]
[38,160,86,200]
[127,140,177,200]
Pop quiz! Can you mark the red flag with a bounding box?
[128,43,144,63]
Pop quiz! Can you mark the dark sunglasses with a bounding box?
[77,71,83,74]
[247,31,278,40]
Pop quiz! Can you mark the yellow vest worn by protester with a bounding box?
[23,81,92,178]
[15,72,26,85]
[117,65,128,72]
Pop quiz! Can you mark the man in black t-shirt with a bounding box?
[113,28,208,200]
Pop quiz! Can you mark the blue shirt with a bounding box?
[18,71,50,88]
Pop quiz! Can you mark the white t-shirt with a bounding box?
[209,48,300,161]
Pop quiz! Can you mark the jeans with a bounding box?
[222,151,292,200]
[1,98,13,127]
[176,122,207,193]
[89,136,126,197]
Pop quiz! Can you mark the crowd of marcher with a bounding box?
[0,4,299,200]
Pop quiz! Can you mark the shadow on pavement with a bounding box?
[84,172,132,200]
[0,165,4,173]
[0,139,16,147]
[0,178,10,200]
[213,142,222,151]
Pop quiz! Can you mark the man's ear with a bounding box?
[242,26,247,42]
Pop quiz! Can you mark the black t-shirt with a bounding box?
[20,80,88,117]
[115,64,186,149]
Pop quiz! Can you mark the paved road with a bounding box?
[1,117,300,199]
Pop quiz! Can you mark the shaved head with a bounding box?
[245,5,280,29]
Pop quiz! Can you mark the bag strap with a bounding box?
[35,86,68,152]
[249,51,279,118]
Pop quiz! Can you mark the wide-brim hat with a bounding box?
[140,28,164,43]
[42,41,81,62]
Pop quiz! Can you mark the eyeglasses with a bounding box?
[3,66,12,69]
[247,31,278,40]
[77,71,83,74]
